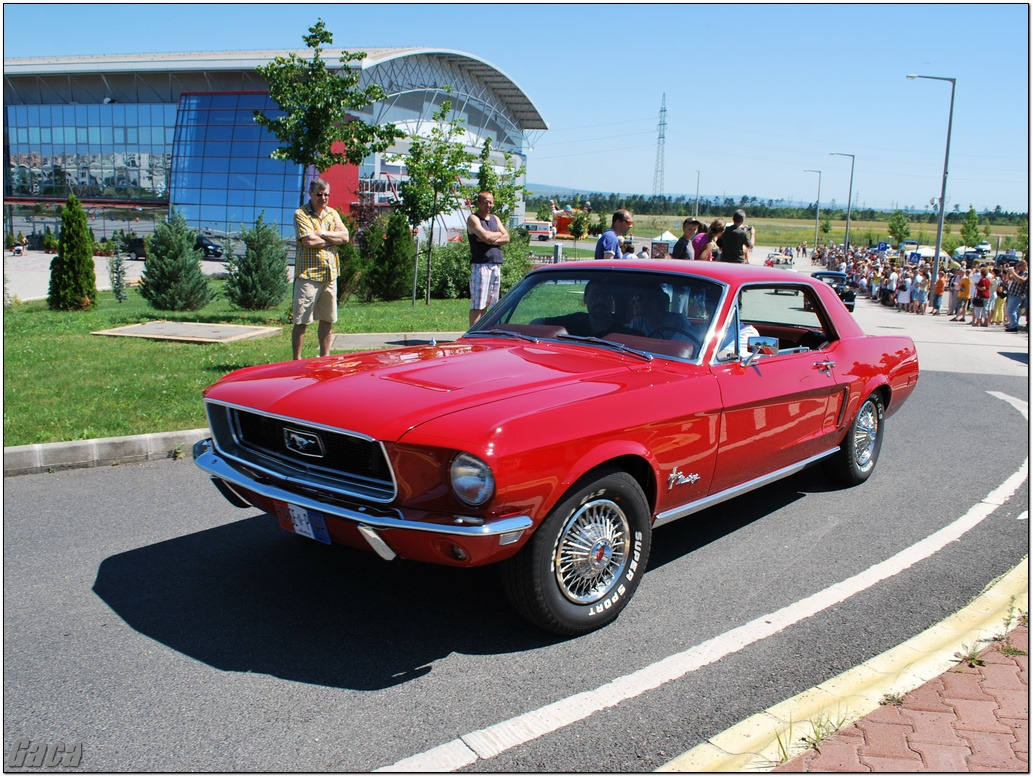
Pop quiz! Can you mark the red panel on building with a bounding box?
[322,141,359,216]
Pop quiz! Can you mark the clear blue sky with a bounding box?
[4,3,1029,213]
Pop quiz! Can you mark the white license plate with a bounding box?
[284,503,331,544]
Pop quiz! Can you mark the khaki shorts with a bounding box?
[293,278,338,325]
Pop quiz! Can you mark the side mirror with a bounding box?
[742,336,778,367]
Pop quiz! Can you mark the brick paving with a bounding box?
[772,625,1028,772]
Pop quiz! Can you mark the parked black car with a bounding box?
[126,237,147,260]
[811,271,856,312]
[194,236,224,259]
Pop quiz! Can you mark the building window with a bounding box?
[169,92,302,240]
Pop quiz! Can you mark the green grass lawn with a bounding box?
[3,283,469,446]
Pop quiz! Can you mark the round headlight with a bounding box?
[450,452,495,508]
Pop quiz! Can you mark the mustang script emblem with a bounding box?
[283,428,325,458]
[667,467,700,490]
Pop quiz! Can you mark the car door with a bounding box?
[709,284,842,494]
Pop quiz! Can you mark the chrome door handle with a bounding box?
[814,360,835,372]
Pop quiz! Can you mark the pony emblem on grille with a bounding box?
[283,428,325,458]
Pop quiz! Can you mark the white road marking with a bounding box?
[377,393,1030,772]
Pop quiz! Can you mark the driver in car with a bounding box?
[629,285,697,342]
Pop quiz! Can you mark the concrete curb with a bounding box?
[3,428,209,477]
[656,556,1029,772]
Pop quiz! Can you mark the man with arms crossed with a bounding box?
[467,191,510,326]
[293,178,349,359]
[595,209,634,260]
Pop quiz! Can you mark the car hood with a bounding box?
[204,339,652,442]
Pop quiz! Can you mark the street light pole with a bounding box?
[694,170,700,218]
[907,74,956,286]
[804,169,821,256]
[829,152,855,255]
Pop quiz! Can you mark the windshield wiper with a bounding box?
[467,328,539,343]
[555,334,653,361]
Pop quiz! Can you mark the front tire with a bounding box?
[823,393,884,485]
[501,468,652,635]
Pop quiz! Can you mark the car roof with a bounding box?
[536,259,814,284]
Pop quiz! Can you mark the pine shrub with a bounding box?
[138,208,215,311]
[336,212,362,304]
[363,212,414,301]
[108,233,129,303]
[47,194,98,310]
[224,214,290,310]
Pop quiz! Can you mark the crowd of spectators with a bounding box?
[809,245,1028,332]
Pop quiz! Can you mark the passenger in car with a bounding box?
[534,280,638,338]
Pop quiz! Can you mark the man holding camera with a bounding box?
[717,209,754,263]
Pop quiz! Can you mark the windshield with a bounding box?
[469,268,725,362]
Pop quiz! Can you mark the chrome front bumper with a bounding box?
[193,439,533,541]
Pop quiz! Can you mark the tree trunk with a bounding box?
[425,191,438,305]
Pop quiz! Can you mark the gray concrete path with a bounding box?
[3,247,225,303]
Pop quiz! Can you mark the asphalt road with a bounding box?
[4,352,1028,770]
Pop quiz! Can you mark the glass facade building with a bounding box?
[4,49,547,242]
[170,92,301,238]
[6,102,176,201]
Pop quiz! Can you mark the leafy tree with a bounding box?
[225,213,290,310]
[361,212,414,301]
[139,208,215,311]
[393,96,476,304]
[569,211,589,255]
[47,194,98,311]
[1016,220,1028,256]
[411,234,533,302]
[42,226,58,252]
[960,206,981,248]
[253,19,404,203]
[469,137,527,227]
[819,217,832,243]
[887,210,911,245]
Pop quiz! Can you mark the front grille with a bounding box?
[234,410,390,480]
[207,403,396,502]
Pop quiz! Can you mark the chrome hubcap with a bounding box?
[554,498,630,604]
[853,400,879,470]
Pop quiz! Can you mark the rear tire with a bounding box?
[501,468,651,635]
[823,393,884,485]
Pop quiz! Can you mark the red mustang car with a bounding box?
[194,261,919,635]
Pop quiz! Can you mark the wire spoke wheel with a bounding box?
[852,398,880,471]
[500,468,652,635]
[824,392,884,486]
[554,498,630,604]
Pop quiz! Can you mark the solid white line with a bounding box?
[377,395,1029,773]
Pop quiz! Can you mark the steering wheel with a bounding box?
[651,326,703,354]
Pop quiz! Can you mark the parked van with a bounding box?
[521,220,555,241]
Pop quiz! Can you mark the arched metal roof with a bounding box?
[3,47,548,131]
